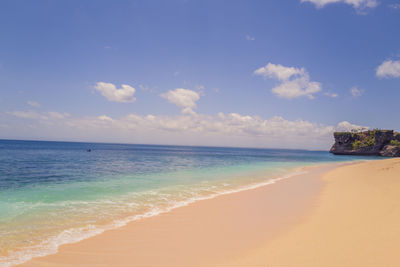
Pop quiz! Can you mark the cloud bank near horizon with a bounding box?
[1,109,367,150]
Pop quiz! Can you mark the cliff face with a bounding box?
[330,130,400,157]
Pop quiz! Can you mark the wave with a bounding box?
[0,167,309,267]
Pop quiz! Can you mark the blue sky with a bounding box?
[0,0,399,149]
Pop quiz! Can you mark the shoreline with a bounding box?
[17,162,349,267]
[4,162,327,267]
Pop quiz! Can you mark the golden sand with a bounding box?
[19,159,400,266]
[223,158,400,266]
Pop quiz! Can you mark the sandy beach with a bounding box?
[19,159,400,267]
[3,0,399,266]
[224,158,400,267]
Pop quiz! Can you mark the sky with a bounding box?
[0,0,399,150]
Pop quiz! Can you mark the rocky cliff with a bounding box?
[330,130,400,157]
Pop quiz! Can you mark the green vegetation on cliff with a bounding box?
[390,140,400,147]
[330,129,400,157]
[350,130,383,150]
[352,134,376,150]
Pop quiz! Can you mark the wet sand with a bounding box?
[19,164,339,267]
[20,159,400,267]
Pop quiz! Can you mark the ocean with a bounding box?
[0,140,373,266]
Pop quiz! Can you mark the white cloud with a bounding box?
[336,121,369,132]
[376,60,400,78]
[301,0,379,10]
[47,111,70,119]
[254,63,305,81]
[161,88,200,114]
[94,82,136,103]
[271,77,321,99]
[388,3,400,9]
[350,86,364,97]
[195,84,205,95]
[245,35,255,41]
[324,92,339,98]
[27,101,41,108]
[7,110,45,120]
[254,63,321,99]
[3,109,368,150]
[7,110,70,120]
[98,115,113,122]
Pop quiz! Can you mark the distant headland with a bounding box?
[330,129,400,157]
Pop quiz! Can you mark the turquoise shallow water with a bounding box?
[0,140,376,266]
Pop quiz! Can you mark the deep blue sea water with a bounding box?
[0,140,375,266]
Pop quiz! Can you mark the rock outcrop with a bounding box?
[330,130,400,157]
[380,145,400,157]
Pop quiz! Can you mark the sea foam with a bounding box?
[0,169,307,267]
